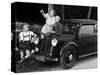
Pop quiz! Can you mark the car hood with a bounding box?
[57,34,76,41]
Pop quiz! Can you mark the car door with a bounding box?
[78,24,97,55]
[92,24,97,52]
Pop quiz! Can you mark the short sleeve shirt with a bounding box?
[19,31,35,41]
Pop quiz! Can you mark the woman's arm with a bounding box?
[40,9,47,18]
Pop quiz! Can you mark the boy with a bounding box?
[54,16,63,34]
[19,23,37,62]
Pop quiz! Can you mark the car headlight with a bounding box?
[32,37,39,45]
[51,38,58,46]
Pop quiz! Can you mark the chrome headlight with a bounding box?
[31,37,39,45]
[51,38,58,46]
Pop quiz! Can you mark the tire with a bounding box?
[60,46,77,69]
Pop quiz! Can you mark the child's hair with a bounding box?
[23,23,30,29]
[56,16,60,22]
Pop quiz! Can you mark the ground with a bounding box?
[16,55,97,73]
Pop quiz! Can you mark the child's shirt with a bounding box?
[54,22,63,33]
[19,31,36,42]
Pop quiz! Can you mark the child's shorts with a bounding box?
[19,41,31,52]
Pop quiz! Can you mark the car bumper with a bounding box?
[34,55,58,62]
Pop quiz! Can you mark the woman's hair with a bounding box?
[48,9,56,15]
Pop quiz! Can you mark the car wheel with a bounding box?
[60,46,77,69]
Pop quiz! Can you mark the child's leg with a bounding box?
[31,43,35,54]
[20,51,24,60]
[25,50,30,58]
[18,50,24,63]
[31,49,35,54]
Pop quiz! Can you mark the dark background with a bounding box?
[11,2,97,25]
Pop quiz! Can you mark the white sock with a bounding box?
[25,50,30,58]
[31,49,35,54]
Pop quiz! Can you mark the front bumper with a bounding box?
[34,55,58,62]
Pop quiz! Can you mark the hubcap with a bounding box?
[68,54,73,61]
[66,51,73,63]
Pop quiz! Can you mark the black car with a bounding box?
[33,19,97,69]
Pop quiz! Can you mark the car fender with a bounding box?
[60,41,77,56]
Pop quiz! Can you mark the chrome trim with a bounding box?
[46,57,58,61]
[49,46,53,56]
[79,52,97,58]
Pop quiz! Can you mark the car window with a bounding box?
[64,23,79,33]
[79,25,94,34]
[94,24,97,33]
[64,24,69,32]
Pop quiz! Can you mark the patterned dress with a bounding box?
[41,14,56,34]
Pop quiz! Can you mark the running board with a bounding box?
[79,52,97,58]
[46,57,58,61]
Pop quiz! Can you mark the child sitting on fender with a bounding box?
[19,23,37,62]
[54,16,63,34]
[31,35,40,54]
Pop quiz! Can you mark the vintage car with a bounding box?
[32,19,97,69]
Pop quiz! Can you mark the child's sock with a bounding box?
[31,49,35,54]
[20,51,24,60]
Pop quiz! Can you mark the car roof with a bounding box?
[63,19,97,25]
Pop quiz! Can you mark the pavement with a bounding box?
[16,54,97,73]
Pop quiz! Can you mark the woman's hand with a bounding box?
[49,31,55,33]
[40,9,47,18]
[40,9,44,13]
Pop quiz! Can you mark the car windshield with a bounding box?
[63,23,79,34]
